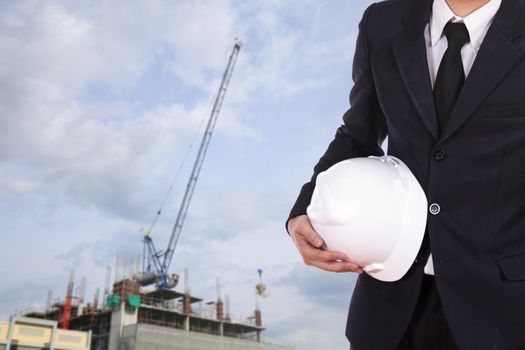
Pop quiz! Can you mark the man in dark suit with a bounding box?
[286,0,525,349]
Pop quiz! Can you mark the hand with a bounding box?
[287,215,364,273]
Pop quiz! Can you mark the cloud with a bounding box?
[260,283,351,350]
[281,263,358,308]
[0,1,375,349]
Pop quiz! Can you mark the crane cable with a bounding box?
[143,90,220,238]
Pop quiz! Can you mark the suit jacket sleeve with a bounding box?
[286,3,388,234]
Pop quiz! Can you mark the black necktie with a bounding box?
[433,22,470,134]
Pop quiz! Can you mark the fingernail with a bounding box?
[314,238,322,247]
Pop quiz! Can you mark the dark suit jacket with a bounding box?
[287,0,525,349]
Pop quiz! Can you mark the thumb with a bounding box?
[302,220,324,248]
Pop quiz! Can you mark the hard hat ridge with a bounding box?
[307,171,355,226]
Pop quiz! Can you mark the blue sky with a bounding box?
[0,1,376,349]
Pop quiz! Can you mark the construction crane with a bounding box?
[135,38,243,290]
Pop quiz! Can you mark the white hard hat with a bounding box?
[306,155,428,282]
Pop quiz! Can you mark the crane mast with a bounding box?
[139,39,243,290]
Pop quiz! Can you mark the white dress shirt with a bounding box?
[423,0,501,275]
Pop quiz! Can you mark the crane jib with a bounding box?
[137,39,244,290]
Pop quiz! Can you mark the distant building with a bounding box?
[0,316,91,350]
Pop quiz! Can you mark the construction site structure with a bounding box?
[19,272,292,350]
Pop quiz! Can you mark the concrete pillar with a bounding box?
[255,309,262,327]
[183,315,190,331]
[182,294,191,315]
[216,300,224,321]
[108,302,138,350]
[255,309,262,342]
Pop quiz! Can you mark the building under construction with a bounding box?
[21,272,291,350]
[13,39,292,350]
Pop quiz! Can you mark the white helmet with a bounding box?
[306,155,427,282]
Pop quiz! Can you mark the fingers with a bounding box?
[296,237,346,262]
[289,215,364,274]
[294,230,363,273]
[296,241,363,273]
[312,260,364,274]
[290,215,324,248]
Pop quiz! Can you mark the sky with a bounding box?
[0,1,376,349]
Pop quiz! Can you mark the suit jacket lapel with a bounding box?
[439,0,525,143]
[391,0,525,143]
[392,0,440,140]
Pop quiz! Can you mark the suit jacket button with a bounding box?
[433,150,447,161]
[429,203,441,215]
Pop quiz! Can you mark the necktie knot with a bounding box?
[443,22,470,49]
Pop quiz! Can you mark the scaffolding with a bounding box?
[21,276,271,350]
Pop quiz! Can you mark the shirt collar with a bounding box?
[430,0,502,51]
